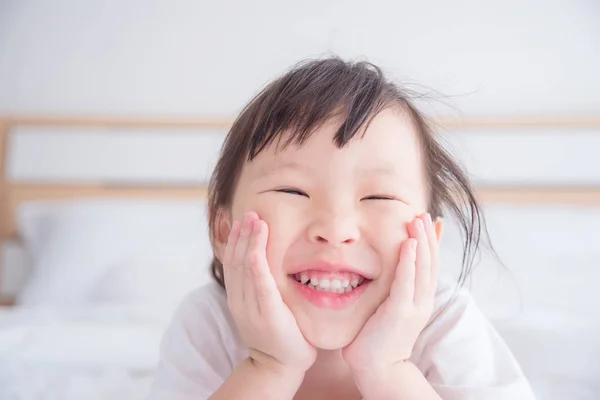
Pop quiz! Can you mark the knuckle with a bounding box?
[243,265,253,279]
[246,249,260,265]
[230,261,242,271]
[256,284,270,300]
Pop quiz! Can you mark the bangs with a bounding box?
[244,58,398,160]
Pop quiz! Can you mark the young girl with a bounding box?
[148,57,536,400]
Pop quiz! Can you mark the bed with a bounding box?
[0,116,599,399]
[0,117,225,399]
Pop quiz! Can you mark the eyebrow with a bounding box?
[256,160,402,180]
[361,165,400,177]
[255,160,311,180]
[359,164,419,196]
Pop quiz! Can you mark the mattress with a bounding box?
[0,304,171,400]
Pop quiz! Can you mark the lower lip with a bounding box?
[290,278,369,310]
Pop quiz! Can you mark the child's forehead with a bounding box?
[262,109,419,157]
[244,110,423,178]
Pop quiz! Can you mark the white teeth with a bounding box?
[296,273,366,294]
[318,279,331,289]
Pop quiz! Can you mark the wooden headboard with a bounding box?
[0,116,232,241]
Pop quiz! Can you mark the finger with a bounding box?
[244,218,265,316]
[233,212,257,302]
[251,220,281,316]
[423,214,440,294]
[390,238,417,304]
[223,220,242,307]
[222,220,240,269]
[412,215,431,303]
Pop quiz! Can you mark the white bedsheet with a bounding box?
[0,297,598,399]
[0,304,173,400]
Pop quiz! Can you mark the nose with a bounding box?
[307,208,360,247]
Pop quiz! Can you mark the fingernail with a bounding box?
[426,213,432,227]
[416,218,424,231]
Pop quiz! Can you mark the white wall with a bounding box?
[1,0,600,186]
[1,0,599,117]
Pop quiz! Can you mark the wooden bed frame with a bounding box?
[1,114,599,304]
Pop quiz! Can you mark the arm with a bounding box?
[210,358,304,400]
[411,286,538,400]
[352,361,441,400]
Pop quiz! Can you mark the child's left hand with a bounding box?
[342,213,439,376]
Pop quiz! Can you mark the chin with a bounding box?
[280,269,383,350]
[296,316,364,350]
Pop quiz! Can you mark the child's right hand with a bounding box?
[222,211,317,377]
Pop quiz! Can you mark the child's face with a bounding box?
[228,108,430,349]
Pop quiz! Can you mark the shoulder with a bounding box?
[177,281,229,318]
[427,278,511,334]
[418,278,500,352]
[166,282,241,349]
[412,279,536,398]
[149,282,246,399]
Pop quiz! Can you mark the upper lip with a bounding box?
[287,260,372,279]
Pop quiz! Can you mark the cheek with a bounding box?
[231,196,296,229]
[366,206,412,247]
[366,207,414,289]
[251,199,301,243]
[243,198,304,278]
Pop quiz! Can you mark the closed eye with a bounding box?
[362,195,398,201]
[276,188,309,197]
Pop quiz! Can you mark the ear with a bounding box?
[213,208,232,263]
[434,217,444,243]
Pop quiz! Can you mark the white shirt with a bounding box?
[148,281,536,400]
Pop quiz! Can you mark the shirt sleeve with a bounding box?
[411,283,537,400]
[147,285,245,400]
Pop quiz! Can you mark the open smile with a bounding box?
[288,270,371,309]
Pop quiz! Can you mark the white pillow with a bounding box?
[91,249,213,310]
[0,240,30,297]
[16,199,215,307]
[17,201,63,265]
